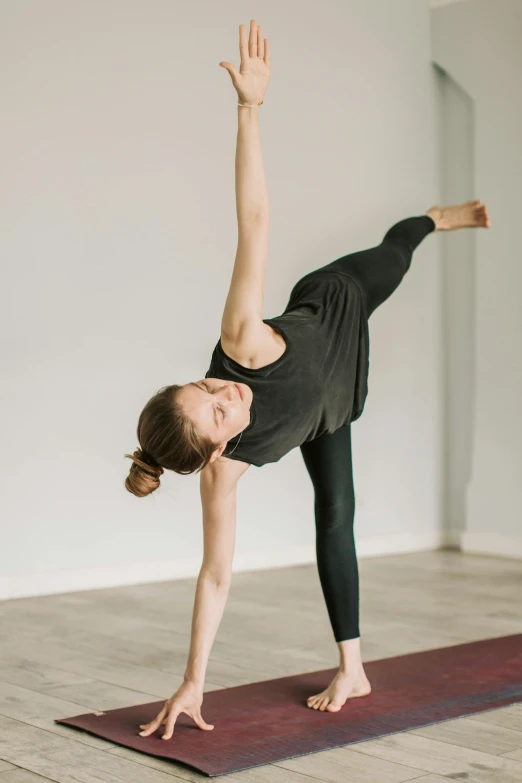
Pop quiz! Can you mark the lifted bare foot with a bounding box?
[426,200,491,231]
[306,667,371,712]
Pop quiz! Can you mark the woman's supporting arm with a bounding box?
[138,466,247,738]
[183,576,231,688]
[183,462,246,687]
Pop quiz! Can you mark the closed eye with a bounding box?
[201,383,226,420]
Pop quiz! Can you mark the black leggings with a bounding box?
[299,215,435,642]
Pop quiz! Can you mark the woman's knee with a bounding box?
[314,496,355,535]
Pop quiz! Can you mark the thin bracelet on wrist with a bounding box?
[238,100,264,108]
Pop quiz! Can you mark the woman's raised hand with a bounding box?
[138,681,214,740]
[219,19,270,106]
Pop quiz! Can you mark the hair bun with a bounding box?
[124,448,164,497]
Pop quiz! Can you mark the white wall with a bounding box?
[431,0,522,558]
[437,68,475,539]
[1,0,441,599]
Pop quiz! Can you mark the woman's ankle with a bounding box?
[425,205,443,230]
[337,636,363,672]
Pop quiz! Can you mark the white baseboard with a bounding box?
[461,532,522,560]
[2,530,459,601]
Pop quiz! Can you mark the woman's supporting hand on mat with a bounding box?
[138,681,214,740]
[219,19,270,106]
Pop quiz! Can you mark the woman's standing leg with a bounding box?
[300,423,359,642]
[299,423,371,711]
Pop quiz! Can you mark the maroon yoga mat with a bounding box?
[56,633,522,777]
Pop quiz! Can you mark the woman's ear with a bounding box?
[210,443,228,463]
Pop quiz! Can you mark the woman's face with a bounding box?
[178,378,252,446]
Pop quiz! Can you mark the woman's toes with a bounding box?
[326,701,342,712]
[478,206,491,226]
[480,204,491,223]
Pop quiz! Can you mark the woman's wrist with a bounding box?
[237,98,263,107]
[183,675,204,692]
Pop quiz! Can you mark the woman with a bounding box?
[130,20,491,740]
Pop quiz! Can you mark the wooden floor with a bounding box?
[1,549,522,782]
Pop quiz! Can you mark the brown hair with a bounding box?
[124,384,219,497]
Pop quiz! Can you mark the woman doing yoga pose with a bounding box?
[129,20,491,740]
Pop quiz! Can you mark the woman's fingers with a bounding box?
[219,61,240,85]
[238,20,268,65]
[138,720,160,736]
[264,38,270,68]
[249,19,257,59]
[140,708,214,740]
[239,24,248,62]
[257,25,264,59]
[194,712,215,731]
[138,704,167,736]
[161,707,181,740]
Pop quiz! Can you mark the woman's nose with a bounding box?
[222,385,236,402]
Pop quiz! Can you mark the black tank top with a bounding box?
[205,270,369,467]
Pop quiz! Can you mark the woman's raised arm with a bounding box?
[220,20,272,342]
[220,19,271,222]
